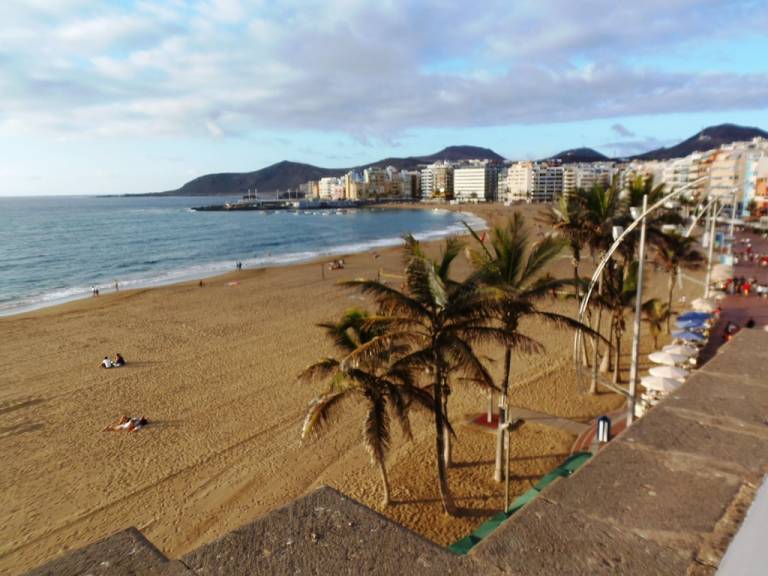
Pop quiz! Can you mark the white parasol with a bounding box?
[641,375,683,393]
[648,351,689,366]
[662,344,698,357]
[649,365,689,380]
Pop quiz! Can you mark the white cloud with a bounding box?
[0,0,766,140]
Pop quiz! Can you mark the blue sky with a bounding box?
[1,0,767,195]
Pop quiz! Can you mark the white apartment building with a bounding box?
[453,164,497,203]
[317,177,345,200]
[499,161,570,203]
[500,161,535,203]
[420,162,453,200]
[565,163,614,194]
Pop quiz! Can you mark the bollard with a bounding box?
[597,415,611,443]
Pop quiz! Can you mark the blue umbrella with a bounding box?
[678,311,713,321]
[675,319,708,330]
[672,330,706,342]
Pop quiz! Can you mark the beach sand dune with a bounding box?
[0,204,704,573]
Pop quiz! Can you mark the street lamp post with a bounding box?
[704,198,718,299]
[728,189,737,259]
[627,195,648,426]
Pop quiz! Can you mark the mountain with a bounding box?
[630,124,768,160]
[168,161,345,197]
[159,146,504,196]
[547,147,609,163]
[157,145,505,196]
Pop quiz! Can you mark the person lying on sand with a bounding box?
[103,415,148,432]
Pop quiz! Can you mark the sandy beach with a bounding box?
[0,203,705,574]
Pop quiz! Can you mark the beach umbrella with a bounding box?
[672,330,706,342]
[675,318,708,330]
[678,311,713,322]
[641,375,683,393]
[692,298,716,312]
[649,365,689,380]
[662,344,698,357]
[648,351,689,366]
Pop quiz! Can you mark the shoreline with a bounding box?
[0,205,487,320]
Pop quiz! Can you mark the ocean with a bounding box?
[0,196,485,316]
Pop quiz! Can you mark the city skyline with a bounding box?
[1,0,768,196]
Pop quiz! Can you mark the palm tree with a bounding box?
[642,298,671,349]
[342,236,516,514]
[654,233,704,332]
[544,193,590,298]
[595,262,639,384]
[466,213,595,482]
[299,308,431,507]
[577,183,625,390]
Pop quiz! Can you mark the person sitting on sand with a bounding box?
[101,356,113,369]
[113,353,125,367]
[103,415,148,432]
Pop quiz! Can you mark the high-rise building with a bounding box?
[454,164,498,203]
[499,161,534,203]
[419,162,453,200]
[499,161,571,203]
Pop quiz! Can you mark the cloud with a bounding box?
[0,0,766,140]
[611,123,635,138]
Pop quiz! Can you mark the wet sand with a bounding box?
[0,202,703,573]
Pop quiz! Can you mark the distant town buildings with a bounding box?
[300,137,768,214]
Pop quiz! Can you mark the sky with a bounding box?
[1,0,767,196]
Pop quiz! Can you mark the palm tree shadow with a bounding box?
[450,459,494,469]
[456,506,498,518]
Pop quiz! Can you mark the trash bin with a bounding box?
[597,416,611,443]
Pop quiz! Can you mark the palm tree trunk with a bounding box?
[494,347,512,482]
[432,361,455,515]
[572,254,580,299]
[600,320,613,373]
[377,458,391,507]
[666,273,675,334]
[443,388,452,468]
[590,275,604,394]
[613,330,621,384]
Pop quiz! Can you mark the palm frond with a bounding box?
[364,395,390,465]
[301,391,350,440]
[298,357,340,383]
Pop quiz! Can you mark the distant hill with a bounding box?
[630,124,768,160]
[156,145,505,196]
[547,147,609,163]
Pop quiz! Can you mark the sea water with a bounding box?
[0,196,485,316]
